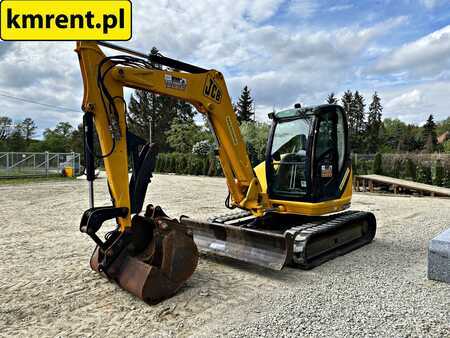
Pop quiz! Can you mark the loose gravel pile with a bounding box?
[0,174,449,337]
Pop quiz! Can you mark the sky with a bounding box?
[0,0,449,137]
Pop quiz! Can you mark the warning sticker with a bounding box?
[164,74,187,90]
[321,165,333,178]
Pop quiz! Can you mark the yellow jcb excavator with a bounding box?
[76,41,376,304]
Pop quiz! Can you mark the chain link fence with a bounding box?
[0,152,81,178]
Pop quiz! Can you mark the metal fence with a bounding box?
[0,152,81,178]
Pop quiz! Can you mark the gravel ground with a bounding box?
[0,174,449,337]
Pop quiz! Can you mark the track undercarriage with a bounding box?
[181,210,376,270]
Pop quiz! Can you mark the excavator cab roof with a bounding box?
[272,104,343,120]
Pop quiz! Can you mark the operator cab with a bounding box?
[266,104,350,203]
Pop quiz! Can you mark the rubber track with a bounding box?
[286,211,376,269]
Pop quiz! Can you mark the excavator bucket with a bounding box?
[82,205,198,303]
[181,210,376,270]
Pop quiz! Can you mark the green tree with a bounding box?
[166,118,207,153]
[422,114,437,152]
[353,91,366,134]
[342,90,366,153]
[443,140,450,153]
[326,92,338,104]
[417,164,432,184]
[69,123,85,162]
[395,124,423,152]
[6,126,26,151]
[436,117,450,136]
[17,118,37,143]
[382,118,403,150]
[341,90,354,123]
[381,119,422,152]
[128,90,161,147]
[352,91,366,152]
[127,90,195,151]
[341,90,357,151]
[192,140,214,157]
[240,121,270,164]
[366,92,383,153]
[53,122,73,138]
[39,122,74,152]
[236,86,255,123]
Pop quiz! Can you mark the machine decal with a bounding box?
[203,74,222,103]
[226,116,239,145]
[321,165,333,178]
[164,74,187,90]
[210,242,226,251]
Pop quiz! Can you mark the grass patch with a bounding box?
[0,176,76,185]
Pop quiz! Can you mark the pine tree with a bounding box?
[341,90,357,152]
[326,92,338,104]
[127,90,193,151]
[422,114,437,152]
[366,92,383,153]
[341,90,354,131]
[353,91,366,135]
[236,86,255,123]
[342,91,365,152]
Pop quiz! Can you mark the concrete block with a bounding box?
[428,228,450,283]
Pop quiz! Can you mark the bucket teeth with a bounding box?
[90,207,198,304]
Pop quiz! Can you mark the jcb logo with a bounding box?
[203,75,222,103]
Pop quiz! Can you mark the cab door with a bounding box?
[312,107,349,201]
